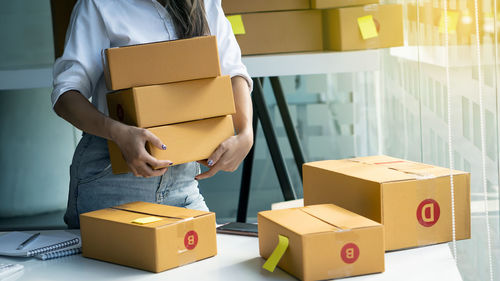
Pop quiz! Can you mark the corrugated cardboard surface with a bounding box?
[303,155,471,251]
[234,10,323,55]
[103,36,221,90]
[312,0,379,9]
[323,4,404,51]
[258,204,384,281]
[108,115,234,174]
[106,76,235,128]
[222,0,310,14]
[80,201,217,273]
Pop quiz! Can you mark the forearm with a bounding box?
[231,76,253,138]
[53,90,124,141]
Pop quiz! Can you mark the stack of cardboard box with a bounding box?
[406,1,481,47]
[222,0,322,55]
[258,155,470,281]
[318,1,404,51]
[222,0,404,53]
[103,36,236,174]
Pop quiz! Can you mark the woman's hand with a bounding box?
[195,131,253,180]
[109,122,172,178]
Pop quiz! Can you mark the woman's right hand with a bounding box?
[109,122,172,177]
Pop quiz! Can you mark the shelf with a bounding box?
[1,50,382,90]
[242,50,381,77]
[389,45,497,67]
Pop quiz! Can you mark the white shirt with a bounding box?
[51,0,252,114]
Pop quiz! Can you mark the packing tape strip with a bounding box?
[415,177,442,247]
[176,218,199,267]
[131,216,163,225]
[262,235,289,272]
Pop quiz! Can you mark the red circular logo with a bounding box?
[184,230,198,250]
[116,104,124,122]
[416,199,440,227]
[341,243,360,264]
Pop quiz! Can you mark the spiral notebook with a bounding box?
[0,231,81,257]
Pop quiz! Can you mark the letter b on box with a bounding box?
[184,230,198,250]
[341,243,360,264]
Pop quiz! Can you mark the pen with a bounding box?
[16,233,40,250]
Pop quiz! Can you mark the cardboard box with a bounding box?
[222,0,310,14]
[303,155,471,251]
[312,0,378,9]
[103,36,221,90]
[323,4,404,51]
[258,204,384,281]
[234,10,323,55]
[80,201,217,272]
[108,115,234,174]
[106,75,235,128]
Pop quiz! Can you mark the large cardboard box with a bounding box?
[80,201,217,272]
[303,155,471,251]
[323,4,404,51]
[258,204,384,281]
[233,10,323,55]
[108,115,234,174]
[106,75,235,128]
[103,36,221,90]
[222,0,310,14]
[312,0,378,9]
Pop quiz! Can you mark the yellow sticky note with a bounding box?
[438,11,459,34]
[132,216,163,225]
[357,15,378,40]
[227,15,246,35]
[262,235,289,272]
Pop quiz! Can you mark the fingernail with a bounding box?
[208,159,214,166]
[169,162,173,166]
[161,144,167,150]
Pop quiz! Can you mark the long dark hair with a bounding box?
[160,0,210,39]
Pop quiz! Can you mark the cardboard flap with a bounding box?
[306,155,467,183]
[300,204,380,230]
[114,202,210,220]
[259,208,338,235]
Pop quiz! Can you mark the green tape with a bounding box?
[262,235,289,272]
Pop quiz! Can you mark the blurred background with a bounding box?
[0,0,499,280]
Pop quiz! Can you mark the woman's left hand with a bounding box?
[195,132,253,180]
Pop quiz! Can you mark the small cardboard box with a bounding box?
[258,204,384,281]
[106,75,235,128]
[312,0,379,9]
[80,201,217,273]
[303,155,471,251]
[233,10,323,55]
[323,4,403,51]
[103,36,221,90]
[108,115,234,174]
[222,0,310,14]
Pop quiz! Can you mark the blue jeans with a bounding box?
[64,133,208,228]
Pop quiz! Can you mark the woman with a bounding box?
[52,0,253,228]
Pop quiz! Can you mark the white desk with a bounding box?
[0,231,462,281]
